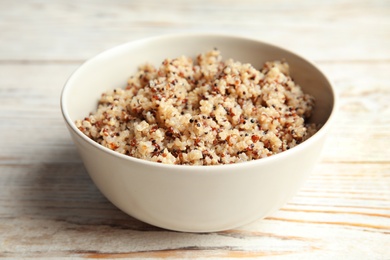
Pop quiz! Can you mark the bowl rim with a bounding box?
[60,32,338,171]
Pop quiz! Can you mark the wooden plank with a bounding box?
[0,1,389,256]
[0,0,388,61]
[319,61,390,163]
[0,163,388,258]
[0,64,80,164]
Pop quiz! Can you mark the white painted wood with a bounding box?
[0,0,389,61]
[0,0,389,258]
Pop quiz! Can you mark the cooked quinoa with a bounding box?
[76,49,317,165]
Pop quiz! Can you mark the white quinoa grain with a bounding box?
[76,50,317,165]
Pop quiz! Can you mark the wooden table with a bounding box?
[1,0,389,258]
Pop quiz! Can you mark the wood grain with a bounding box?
[0,0,389,61]
[0,0,389,259]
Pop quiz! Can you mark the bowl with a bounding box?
[61,34,336,232]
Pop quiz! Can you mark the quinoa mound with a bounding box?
[76,49,317,165]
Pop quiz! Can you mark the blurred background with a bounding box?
[2,0,388,61]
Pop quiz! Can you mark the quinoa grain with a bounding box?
[76,50,317,165]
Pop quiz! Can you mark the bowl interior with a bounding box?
[60,34,336,231]
[62,34,334,139]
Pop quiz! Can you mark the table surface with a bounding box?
[1,0,389,259]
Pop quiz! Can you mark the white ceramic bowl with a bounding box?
[61,34,336,232]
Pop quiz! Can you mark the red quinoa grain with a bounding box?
[76,50,317,165]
